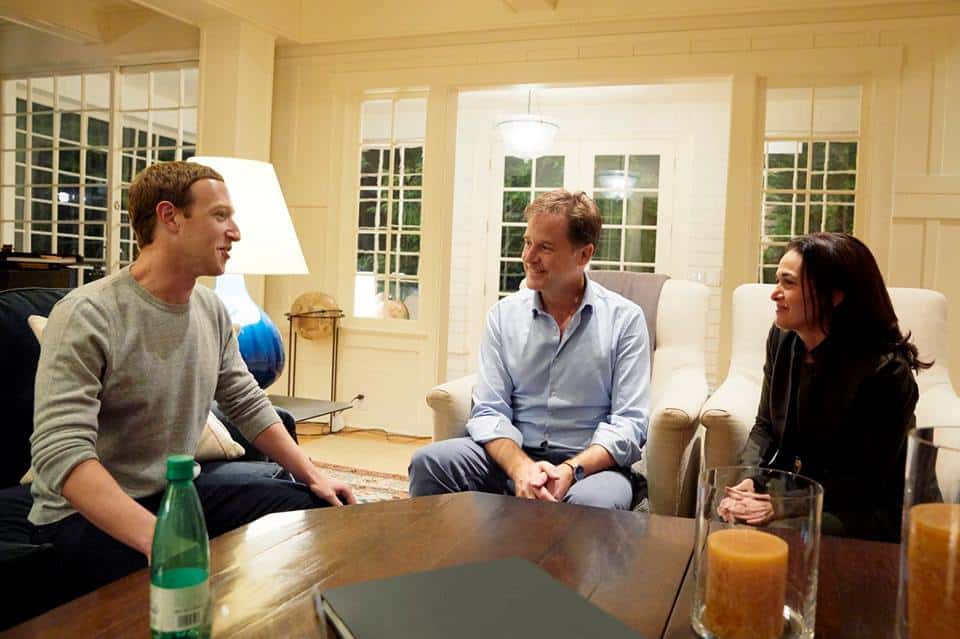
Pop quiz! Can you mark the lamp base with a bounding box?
[215,274,285,389]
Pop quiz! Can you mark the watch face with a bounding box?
[574,464,585,482]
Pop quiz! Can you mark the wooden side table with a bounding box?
[284,308,344,400]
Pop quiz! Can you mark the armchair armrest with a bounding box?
[645,366,709,516]
[915,383,960,430]
[426,374,476,441]
[699,373,760,470]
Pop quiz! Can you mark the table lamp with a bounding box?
[188,156,308,389]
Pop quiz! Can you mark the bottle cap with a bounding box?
[166,454,195,481]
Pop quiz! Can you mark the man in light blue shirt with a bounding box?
[409,190,650,509]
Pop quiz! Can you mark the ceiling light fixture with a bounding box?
[496,90,559,160]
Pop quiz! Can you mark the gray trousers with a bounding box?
[408,437,633,510]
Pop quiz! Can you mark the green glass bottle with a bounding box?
[150,455,211,639]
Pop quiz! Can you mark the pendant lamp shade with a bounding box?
[496,114,560,160]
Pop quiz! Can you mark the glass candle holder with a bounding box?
[691,466,823,639]
[896,426,960,639]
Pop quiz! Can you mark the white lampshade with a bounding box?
[188,156,308,275]
[496,115,559,160]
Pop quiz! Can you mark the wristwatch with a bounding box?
[562,461,585,483]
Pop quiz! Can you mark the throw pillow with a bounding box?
[20,314,245,484]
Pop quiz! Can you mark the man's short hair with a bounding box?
[128,161,224,248]
[523,190,601,248]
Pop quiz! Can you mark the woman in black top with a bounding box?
[722,233,930,542]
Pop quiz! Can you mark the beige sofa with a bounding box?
[426,278,711,516]
[699,284,960,471]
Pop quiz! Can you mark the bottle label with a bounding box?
[150,580,210,632]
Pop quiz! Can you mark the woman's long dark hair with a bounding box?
[787,232,932,371]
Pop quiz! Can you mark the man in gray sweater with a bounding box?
[29,161,354,599]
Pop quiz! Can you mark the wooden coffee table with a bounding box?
[2,493,902,638]
[663,532,901,639]
[4,493,694,638]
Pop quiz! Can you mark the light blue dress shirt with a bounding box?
[466,274,651,467]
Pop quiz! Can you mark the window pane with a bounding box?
[764,204,792,237]
[182,108,197,143]
[85,150,108,179]
[31,200,52,221]
[57,76,82,110]
[499,261,524,293]
[812,142,826,171]
[357,232,375,251]
[762,244,786,267]
[626,193,657,227]
[624,229,643,263]
[504,156,531,188]
[404,147,423,174]
[759,86,860,282]
[122,73,149,111]
[594,193,623,225]
[594,155,624,188]
[84,74,110,110]
[32,113,53,138]
[85,185,108,209]
[32,150,53,169]
[361,100,392,142]
[180,68,198,107]
[813,86,860,135]
[358,201,377,227]
[32,233,52,252]
[640,229,656,263]
[394,98,426,141]
[60,112,81,142]
[360,149,380,174]
[765,88,812,137]
[502,191,529,223]
[826,173,856,191]
[628,155,659,189]
[31,78,54,106]
[824,205,855,233]
[399,234,420,252]
[403,201,421,227]
[152,70,180,109]
[595,228,621,261]
[87,113,110,146]
[396,255,417,275]
[827,142,857,171]
[500,226,524,258]
[534,155,563,188]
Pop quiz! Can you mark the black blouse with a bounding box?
[739,325,919,541]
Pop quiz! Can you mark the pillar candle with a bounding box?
[703,528,788,639]
[908,503,960,639]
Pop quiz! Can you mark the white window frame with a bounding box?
[483,139,676,312]
[0,63,198,284]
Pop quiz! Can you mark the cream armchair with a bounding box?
[426,276,711,516]
[699,284,960,470]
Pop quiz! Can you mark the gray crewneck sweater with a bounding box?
[29,267,278,526]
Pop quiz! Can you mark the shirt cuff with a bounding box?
[590,420,643,468]
[466,414,523,448]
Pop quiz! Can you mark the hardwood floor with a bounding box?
[297,426,428,476]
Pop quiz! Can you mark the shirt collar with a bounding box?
[531,272,596,318]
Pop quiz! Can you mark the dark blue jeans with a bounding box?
[33,470,327,601]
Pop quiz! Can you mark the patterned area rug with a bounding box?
[313,461,410,503]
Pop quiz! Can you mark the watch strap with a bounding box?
[561,461,582,483]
